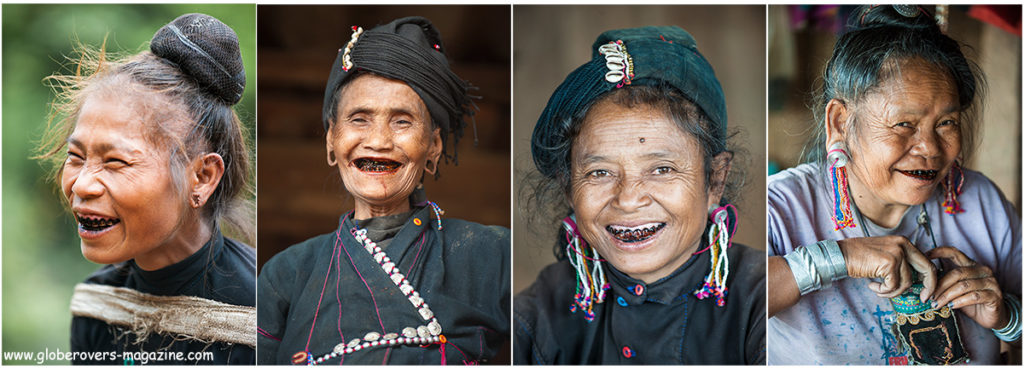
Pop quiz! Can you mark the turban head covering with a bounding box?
[322,16,473,164]
[531,25,726,179]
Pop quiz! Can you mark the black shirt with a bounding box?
[70,229,256,365]
[514,243,765,364]
[257,205,511,364]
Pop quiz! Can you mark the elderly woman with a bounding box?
[768,5,1021,365]
[256,16,510,365]
[35,14,256,364]
[513,25,765,364]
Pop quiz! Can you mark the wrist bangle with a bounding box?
[783,240,849,295]
[993,294,1021,342]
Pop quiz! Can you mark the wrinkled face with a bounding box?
[328,74,442,215]
[842,61,962,210]
[570,101,719,283]
[62,94,186,265]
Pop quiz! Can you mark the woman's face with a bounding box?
[328,74,442,218]
[570,100,722,283]
[835,61,962,215]
[62,94,188,266]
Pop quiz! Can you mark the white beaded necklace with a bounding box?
[306,228,445,365]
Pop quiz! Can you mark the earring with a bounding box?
[942,161,965,214]
[327,151,337,166]
[694,204,736,307]
[192,193,202,207]
[563,214,608,322]
[827,142,856,230]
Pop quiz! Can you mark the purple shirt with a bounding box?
[768,163,1021,365]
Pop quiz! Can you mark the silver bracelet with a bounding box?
[993,294,1021,342]
[784,240,849,295]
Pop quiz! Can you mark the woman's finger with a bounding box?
[902,243,938,300]
[927,246,976,267]
[932,265,994,305]
[947,288,1002,310]
[877,259,913,298]
[933,275,1000,308]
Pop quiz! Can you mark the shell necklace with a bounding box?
[300,227,445,365]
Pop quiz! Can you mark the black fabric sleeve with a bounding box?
[256,251,293,364]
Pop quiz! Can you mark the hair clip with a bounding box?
[597,40,634,88]
[341,26,364,72]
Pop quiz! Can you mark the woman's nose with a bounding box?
[70,167,104,200]
[362,121,395,151]
[910,129,942,159]
[612,175,652,212]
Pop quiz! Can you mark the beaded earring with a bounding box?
[563,214,608,322]
[827,142,856,230]
[942,161,965,214]
[425,201,445,230]
[694,204,736,307]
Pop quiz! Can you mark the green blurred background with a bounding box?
[1,4,255,364]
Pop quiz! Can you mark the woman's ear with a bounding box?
[325,125,338,167]
[825,98,850,146]
[425,127,443,174]
[706,151,733,209]
[191,153,225,208]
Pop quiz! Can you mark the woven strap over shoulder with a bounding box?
[70,283,256,347]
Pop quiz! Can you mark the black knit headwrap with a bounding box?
[322,16,473,165]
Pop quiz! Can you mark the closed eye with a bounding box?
[66,151,84,165]
[105,157,129,168]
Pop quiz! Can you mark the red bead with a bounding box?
[633,284,644,296]
[622,346,634,358]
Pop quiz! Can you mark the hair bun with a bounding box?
[855,5,937,30]
[150,13,246,105]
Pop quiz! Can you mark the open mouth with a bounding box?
[897,169,938,181]
[606,223,665,243]
[76,215,121,232]
[353,158,402,173]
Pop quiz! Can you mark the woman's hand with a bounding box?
[926,246,1009,330]
[838,236,937,300]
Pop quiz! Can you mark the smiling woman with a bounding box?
[513,25,765,365]
[256,16,510,365]
[34,13,255,364]
[767,5,1021,365]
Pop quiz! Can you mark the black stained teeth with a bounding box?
[355,158,401,172]
[77,216,121,231]
[606,223,666,243]
[902,170,937,179]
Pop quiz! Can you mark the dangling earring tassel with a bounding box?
[426,201,445,230]
[827,144,856,230]
[563,215,608,322]
[942,162,965,214]
[695,205,736,307]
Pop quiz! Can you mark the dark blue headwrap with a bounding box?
[531,25,726,179]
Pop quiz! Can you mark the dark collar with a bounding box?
[605,247,710,306]
[130,227,224,294]
[338,205,437,255]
